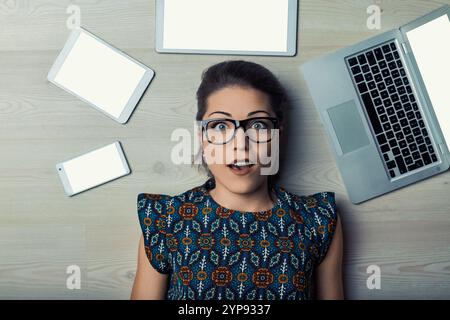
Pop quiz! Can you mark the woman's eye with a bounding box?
[251,121,268,130]
[212,122,228,130]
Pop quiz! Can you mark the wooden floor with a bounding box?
[1,0,449,299]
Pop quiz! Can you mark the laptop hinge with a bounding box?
[401,42,409,54]
[438,143,446,155]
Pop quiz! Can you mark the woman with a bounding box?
[131,60,343,300]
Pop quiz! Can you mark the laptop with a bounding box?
[301,5,450,204]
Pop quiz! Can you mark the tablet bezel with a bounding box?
[56,141,131,196]
[155,0,298,56]
[47,27,154,124]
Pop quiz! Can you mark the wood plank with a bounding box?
[0,0,449,299]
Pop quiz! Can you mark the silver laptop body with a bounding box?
[301,5,450,204]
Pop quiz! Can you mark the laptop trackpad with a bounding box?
[327,100,371,154]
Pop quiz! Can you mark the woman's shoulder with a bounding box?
[279,186,339,264]
[137,180,209,212]
[277,185,338,221]
[137,192,171,211]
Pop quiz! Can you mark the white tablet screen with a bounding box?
[162,0,290,52]
[406,14,450,148]
[53,30,146,119]
[62,143,129,194]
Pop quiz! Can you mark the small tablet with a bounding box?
[56,141,131,196]
[155,0,298,56]
[48,27,154,124]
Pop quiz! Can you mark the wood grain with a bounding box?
[1,0,449,299]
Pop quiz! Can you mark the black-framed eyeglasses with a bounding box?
[201,117,279,145]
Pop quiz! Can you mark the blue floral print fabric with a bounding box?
[137,178,338,300]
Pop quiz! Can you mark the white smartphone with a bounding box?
[56,141,131,196]
[47,27,155,124]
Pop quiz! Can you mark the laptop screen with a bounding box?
[406,14,450,149]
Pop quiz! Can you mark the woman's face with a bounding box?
[201,85,279,194]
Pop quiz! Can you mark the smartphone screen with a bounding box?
[57,142,130,196]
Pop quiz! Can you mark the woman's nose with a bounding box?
[233,127,248,150]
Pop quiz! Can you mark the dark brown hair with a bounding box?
[196,60,287,124]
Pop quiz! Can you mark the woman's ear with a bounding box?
[196,121,203,140]
[197,127,205,146]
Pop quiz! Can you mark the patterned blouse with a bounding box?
[137,177,338,300]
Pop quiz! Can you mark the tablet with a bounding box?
[48,27,154,124]
[155,0,298,56]
[56,141,131,196]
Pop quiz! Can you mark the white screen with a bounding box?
[406,14,450,148]
[162,0,289,52]
[62,143,129,194]
[54,30,146,118]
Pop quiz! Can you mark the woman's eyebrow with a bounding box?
[207,109,271,117]
[247,110,271,116]
[208,111,232,117]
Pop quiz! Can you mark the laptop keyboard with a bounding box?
[346,40,439,179]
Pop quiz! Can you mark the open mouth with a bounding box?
[227,160,255,173]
